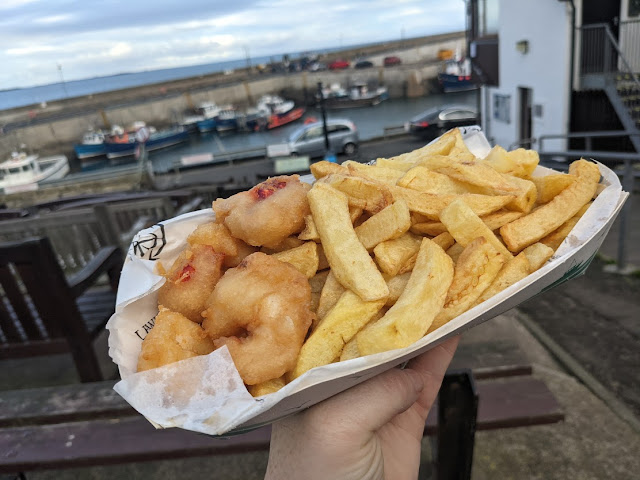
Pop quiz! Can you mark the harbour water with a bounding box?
[82,90,477,174]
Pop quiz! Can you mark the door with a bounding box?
[518,87,533,149]
[327,124,350,152]
[295,126,325,156]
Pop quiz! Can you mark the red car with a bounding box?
[384,56,402,67]
[329,59,350,70]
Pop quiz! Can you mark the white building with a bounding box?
[467,0,640,155]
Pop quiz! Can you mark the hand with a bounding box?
[265,336,459,480]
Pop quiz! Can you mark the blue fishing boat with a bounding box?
[215,106,239,132]
[105,126,189,159]
[437,57,477,93]
[194,102,222,133]
[73,130,107,160]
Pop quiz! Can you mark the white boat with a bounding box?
[255,95,295,116]
[0,152,70,194]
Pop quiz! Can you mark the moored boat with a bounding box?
[319,82,389,109]
[266,106,306,129]
[182,102,220,132]
[245,95,303,131]
[437,57,477,93]
[73,130,108,160]
[0,151,69,194]
[194,102,223,133]
[105,126,189,160]
[215,106,239,132]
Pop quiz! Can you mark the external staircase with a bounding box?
[579,22,640,153]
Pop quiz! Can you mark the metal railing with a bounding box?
[619,19,640,75]
[578,22,640,89]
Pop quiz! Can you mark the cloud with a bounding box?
[0,0,465,89]
[109,43,133,58]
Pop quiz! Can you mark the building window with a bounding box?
[629,0,640,17]
[493,94,511,123]
[478,0,499,36]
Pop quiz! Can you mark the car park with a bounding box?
[406,105,479,139]
[287,119,359,158]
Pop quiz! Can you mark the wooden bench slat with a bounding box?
[0,296,23,342]
[0,377,564,474]
[0,373,564,432]
[0,339,69,360]
[0,418,273,473]
[0,381,132,428]
[474,377,565,430]
[16,262,64,339]
[0,374,564,474]
[76,289,117,307]
[423,376,563,434]
[0,265,43,341]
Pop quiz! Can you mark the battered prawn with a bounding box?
[157,244,224,323]
[201,252,314,385]
[212,175,311,248]
[186,221,258,268]
[137,307,215,372]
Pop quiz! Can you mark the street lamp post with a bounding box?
[57,63,69,98]
[317,82,331,154]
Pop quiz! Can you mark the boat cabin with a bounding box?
[0,153,41,187]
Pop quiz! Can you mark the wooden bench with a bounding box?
[0,237,123,383]
[0,366,563,478]
[0,194,203,275]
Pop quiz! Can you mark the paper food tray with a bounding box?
[106,127,628,436]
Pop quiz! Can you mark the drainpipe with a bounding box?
[568,0,576,142]
[559,0,576,146]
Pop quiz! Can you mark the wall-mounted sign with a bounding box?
[275,156,310,174]
[493,94,511,124]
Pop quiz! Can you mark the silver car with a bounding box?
[287,119,359,158]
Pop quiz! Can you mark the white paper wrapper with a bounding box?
[107,127,628,436]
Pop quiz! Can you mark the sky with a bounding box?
[0,0,465,90]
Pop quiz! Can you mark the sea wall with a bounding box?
[0,32,465,158]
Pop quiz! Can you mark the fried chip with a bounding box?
[290,290,386,379]
[428,237,505,333]
[355,199,411,251]
[357,239,454,355]
[390,185,514,220]
[500,160,600,252]
[320,173,394,214]
[271,241,319,278]
[440,198,513,259]
[315,270,346,325]
[531,173,576,203]
[308,183,389,301]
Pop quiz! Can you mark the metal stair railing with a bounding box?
[577,23,640,153]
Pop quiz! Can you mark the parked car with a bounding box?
[406,105,479,139]
[355,59,374,69]
[287,119,359,158]
[384,56,402,67]
[328,59,350,70]
[309,61,327,71]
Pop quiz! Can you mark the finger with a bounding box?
[406,335,460,416]
[315,367,425,434]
